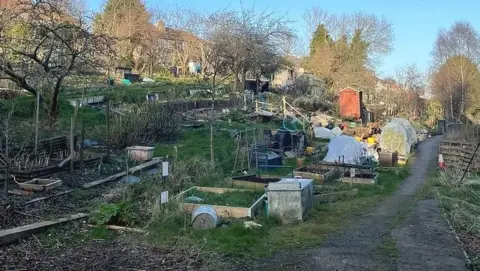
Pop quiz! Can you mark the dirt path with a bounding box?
[255,136,470,271]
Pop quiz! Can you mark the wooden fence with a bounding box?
[439,139,480,170]
[163,98,243,112]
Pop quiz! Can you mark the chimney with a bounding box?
[155,20,165,32]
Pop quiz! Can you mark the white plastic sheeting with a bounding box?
[314,127,336,139]
[332,127,343,136]
[323,135,366,164]
[391,118,417,146]
[380,118,416,155]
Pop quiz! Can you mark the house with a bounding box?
[338,87,363,120]
[271,56,305,88]
[153,21,206,74]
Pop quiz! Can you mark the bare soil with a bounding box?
[0,223,208,271]
[0,162,126,229]
[233,175,281,184]
[254,136,470,270]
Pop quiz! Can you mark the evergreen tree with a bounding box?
[309,24,332,55]
[94,0,151,67]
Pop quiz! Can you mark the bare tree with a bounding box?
[150,3,204,36]
[0,0,112,117]
[202,21,229,166]
[302,7,331,37]
[395,63,425,93]
[431,21,480,120]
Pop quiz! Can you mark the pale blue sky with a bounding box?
[85,0,480,77]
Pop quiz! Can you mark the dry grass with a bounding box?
[432,169,480,268]
[444,122,480,142]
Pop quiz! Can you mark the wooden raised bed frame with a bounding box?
[293,164,343,184]
[175,186,265,219]
[340,173,379,185]
[226,174,282,190]
[314,189,358,203]
[11,156,103,180]
[18,179,63,191]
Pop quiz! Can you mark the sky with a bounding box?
[84,0,480,78]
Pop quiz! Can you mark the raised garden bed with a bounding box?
[175,186,265,218]
[227,174,282,190]
[340,172,379,185]
[293,164,342,184]
[314,189,358,203]
[18,179,63,192]
[10,156,103,180]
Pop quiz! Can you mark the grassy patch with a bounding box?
[379,237,399,258]
[144,169,408,259]
[185,189,264,207]
[423,169,480,270]
[154,121,279,173]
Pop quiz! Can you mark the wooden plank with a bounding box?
[0,213,88,246]
[82,159,162,189]
[182,203,250,218]
[195,186,254,194]
[315,189,358,203]
[227,179,266,190]
[8,189,33,196]
[18,179,62,191]
[340,173,378,185]
[26,189,76,204]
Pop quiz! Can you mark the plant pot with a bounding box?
[296,157,306,168]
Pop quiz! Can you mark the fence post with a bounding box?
[80,120,85,170]
[106,100,110,162]
[34,92,40,154]
[69,117,74,172]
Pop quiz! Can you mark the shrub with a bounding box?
[293,96,332,112]
[110,103,181,149]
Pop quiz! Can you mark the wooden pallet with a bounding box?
[439,140,480,170]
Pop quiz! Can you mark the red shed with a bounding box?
[338,87,362,120]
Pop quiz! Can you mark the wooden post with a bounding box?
[80,120,85,171]
[282,96,287,118]
[69,117,74,173]
[34,92,40,154]
[106,100,110,162]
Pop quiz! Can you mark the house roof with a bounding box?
[338,87,361,94]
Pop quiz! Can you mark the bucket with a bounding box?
[296,157,306,168]
[191,206,218,230]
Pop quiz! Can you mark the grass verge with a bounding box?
[423,169,480,270]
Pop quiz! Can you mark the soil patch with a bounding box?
[0,224,207,271]
[232,175,281,184]
[0,164,127,229]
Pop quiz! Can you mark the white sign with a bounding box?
[162,161,169,177]
[160,191,169,204]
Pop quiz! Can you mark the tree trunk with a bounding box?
[242,69,247,91]
[450,93,454,121]
[232,72,238,93]
[49,85,61,118]
[210,73,216,167]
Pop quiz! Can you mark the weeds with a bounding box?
[110,103,181,149]
[428,168,480,270]
[379,237,399,258]
[184,189,264,207]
